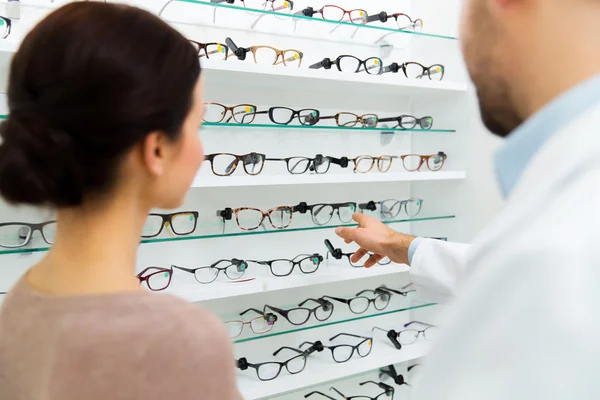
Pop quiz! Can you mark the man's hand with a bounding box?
[335,213,416,268]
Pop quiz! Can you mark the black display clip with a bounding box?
[294,6,315,17]
[218,208,233,220]
[295,201,309,214]
[236,357,249,370]
[367,11,388,23]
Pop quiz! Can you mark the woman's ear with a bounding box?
[142,132,166,177]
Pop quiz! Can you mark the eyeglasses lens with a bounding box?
[374,294,390,310]
[357,339,373,356]
[0,18,9,39]
[404,63,426,79]
[170,213,196,235]
[338,56,361,73]
[337,112,359,127]
[321,5,345,21]
[312,155,331,174]
[254,47,278,64]
[268,207,293,229]
[381,200,401,219]
[257,363,281,381]
[311,204,334,225]
[287,157,311,174]
[429,65,444,81]
[378,156,393,172]
[271,0,293,14]
[402,155,423,171]
[337,203,355,223]
[250,315,275,333]
[354,156,375,173]
[286,355,307,374]
[349,297,370,313]
[287,308,311,325]
[314,303,334,321]
[398,330,420,345]
[420,117,433,129]
[232,105,256,124]
[283,50,302,67]
[364,58,382,75]
[40,222,57,244]
[243,153,265,175]
[195,267,220,284]
[350,9,368,24]
[147,270,171,291]
[205,43,228,60]
[299,256,320,273]
[236,209,264,230]
[406,199,423,217]
[224,263,246,280]
[423,326,439,341]
[395,14,413,29]
[211,154,238,176]
[271,107,295,124]
[428,155,445,170]
[270,260,294,276]
[225,321,244,338]
[361,114,378,128]
[142,215,164,238]
[332,345,354,362]
[400,116,418,129]
[298,109,319,125]
[203,103,227,123]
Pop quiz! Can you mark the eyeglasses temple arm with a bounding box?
[272,346,303,357]
[329,332,370,341]
[171,265,195,274]
[356,289,377,297]
[404,320,434,328]
[321,295,349,304]
[239,308,266,317]
[305,391,338,400]
[407,363,421,372]
[157,0,175,16]
[298,297,325,307]
[329,387,347,399]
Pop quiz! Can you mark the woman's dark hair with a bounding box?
[0,3,200,207]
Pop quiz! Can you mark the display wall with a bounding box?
[0,0,505,398]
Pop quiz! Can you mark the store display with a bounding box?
[310,55,383,75]
[358,198,423,219]
[237,342,322,381]
[172,258,249,284]
[0,221,56,248]
[322,289,392,314]
[189,40,229,60]
[330,381,396,400]
[225,308,278,338]
[378,115,433,130]
[294,5,368,24]
[248,253,323,277]
[319,112,379,128]
[383,62,445,81]
[225,37,304,67]
[0,16,11,39]
[324,239,392,267]
[264,298,334,326]
[137,267,172,291]
[299,333,373,363]
[141,211,198,238]
[366,11,423,32]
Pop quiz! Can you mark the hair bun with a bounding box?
[0,116,84,207]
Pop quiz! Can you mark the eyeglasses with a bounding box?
[319,113,379,128]
[266,154,333,175]
[205,152,266,176]
[358,198,424,218]
[265,298,334,326]
[252,107,320,126]
[218,206,295,230]
[237,343,321,381]
[299,333,373,363]
[327,381,395,400]
[249,253,323,277]
[299,5,368,24]
[350,155,397,173]
[203,103,257,124]
[141,212,198,238]
[189,41,229,60]
[171,258,249,284]
[0,221,57,248]
[224,308,278,338]
[310,55,383,75]
[137,267,173,291]
[378,115,433,130]
[324,239,391,267]
[400,152,447,171]
[383,62,445,80]
[367,11,423,31]
[226,38,303,67]
[0,16,11,39]
[372,321,437,349]
[299,202,357,225]
[322,289,391,314]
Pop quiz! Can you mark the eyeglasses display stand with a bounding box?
[0,0,500,399]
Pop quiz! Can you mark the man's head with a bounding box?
[460,0,600,137]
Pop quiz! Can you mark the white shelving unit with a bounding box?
[0,0,498,398]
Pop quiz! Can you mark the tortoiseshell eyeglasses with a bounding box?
[189,40,229,60]
[226,37,303,67]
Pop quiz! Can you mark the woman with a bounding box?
[0,3,239,399]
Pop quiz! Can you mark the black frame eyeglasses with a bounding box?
[310,55,383,75]
[299,333,373,363]
[321,288,391,315]
[0,16,11,39]
[171,258,249,284]
[249,253,323,277]
[296,202,357,226]
[366,11,423,31]
[383,62,445,80]
[325,239,391,268]
[0,221,56,248]
[224,308,278,338]
[142,211,198,238]
[266,154,333,175]
[205,152,266,176]
[264,298,334,326]
[327,381,395,400]
[237,343,321,381]
[252,107,321,126]
[358,198,424,219]
[378,115,433,130]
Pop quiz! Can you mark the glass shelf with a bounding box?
[0,215,455,256]
[233,302,437,344]
[202,122,456,134]
[163,0,458,41]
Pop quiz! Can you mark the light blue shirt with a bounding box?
[408,73,600,263]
